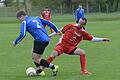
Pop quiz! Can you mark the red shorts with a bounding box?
[54,43,77,56]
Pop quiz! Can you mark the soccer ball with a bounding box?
[26,67,36,77]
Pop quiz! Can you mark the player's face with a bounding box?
[79,18,86,26]
[17,15,24,22]
[79,5,82,8]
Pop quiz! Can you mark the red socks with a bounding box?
[40,56,55,70]
[80,55,86,72]
[47,56,54,63]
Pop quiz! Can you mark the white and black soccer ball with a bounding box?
[26,67,36,77]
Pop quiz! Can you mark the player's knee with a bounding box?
[50,50,58,58]
[32,53,41,62]
[77,49,86,55]
[32,56,37,61]
[32,57,41,63]
[80,49,86,55]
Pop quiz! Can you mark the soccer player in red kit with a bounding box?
[41,7,54,33]
[46,18,110,75]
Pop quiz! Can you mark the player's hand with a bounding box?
[56,31,62,36]
[48,31,61,38]
[103,38,110,42]
[49,35,52,38]
[12,41,16,46]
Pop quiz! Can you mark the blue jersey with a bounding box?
[75,8,84,22]
[14,16,59,45]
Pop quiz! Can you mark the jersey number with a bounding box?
[33,20,41,28]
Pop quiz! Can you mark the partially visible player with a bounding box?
[45,18,110,75]
[13,10,60,76]
[74,5,85,23]
[41,7,54,33]
[41,7,51,21]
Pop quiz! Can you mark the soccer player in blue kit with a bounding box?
[75,5,84,23]
[12,10,60,76]
[74,5,85,30]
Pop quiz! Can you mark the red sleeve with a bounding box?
[61,24,73,33]
[82,30,93,40]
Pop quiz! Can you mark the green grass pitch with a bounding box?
[0,13,120,80]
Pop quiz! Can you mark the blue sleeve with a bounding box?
[74,9,78,21]
[39,18,59,33]
[81,9,85,18]
[75,8,80,21]
[14,21,26,45]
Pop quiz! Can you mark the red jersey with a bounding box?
[41,10,51,20]
[58,24,93,46]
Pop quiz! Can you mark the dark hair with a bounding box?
[76,17,87,25]
[81,17,87,25]
[45,7,48,8]
[16,10,26,18]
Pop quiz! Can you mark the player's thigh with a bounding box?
[66,46,77,55]
[54,44,65,56]
[73,48,85,55]
[49,50,59,58]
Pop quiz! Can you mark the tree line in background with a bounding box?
[1,0,120,13]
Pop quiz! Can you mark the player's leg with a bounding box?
[31,48,41,68]
[32,41,58,76]
[46,50,59,76]
[32,53,45,76]
[45,44,65,76]
[32,53,56,70]
[43,24,47,28]
[47,50,59,63]
[47,43,65,63]
[73,48,91,75]
[40,50,59,70]
[50,28,54,33]
[45,46,64,76]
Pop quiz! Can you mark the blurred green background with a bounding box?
[0,0,120,80]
